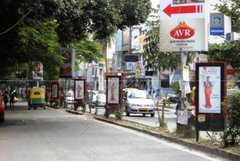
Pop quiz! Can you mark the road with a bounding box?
[0,101,225,161]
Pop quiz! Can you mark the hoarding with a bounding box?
[32,62,43,80]
[159,0,208,52]
[198,66,222,114]
[195,62,226,138]
[107,77,120,104]
[59,48,75,78]
[74,80,85,100]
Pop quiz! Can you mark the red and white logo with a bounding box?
[170,22,195,39]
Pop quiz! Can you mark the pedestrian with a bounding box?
[9,92,15,108]
[3,92,9,109]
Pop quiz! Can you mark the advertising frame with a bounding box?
[195,62,226,141]
[106,76,120,105]
[50,81,60,102]
[74,78,86,101]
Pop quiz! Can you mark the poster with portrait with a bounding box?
[196,63,225,114]
[74,80,85,100]
[51,83,59,99]
[107,77,120,104]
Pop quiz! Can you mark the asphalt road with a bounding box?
[0,101,225,161]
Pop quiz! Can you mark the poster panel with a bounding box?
[74,79,85,100]
[59,48,75,78]
[107,77,120,104]
[196,62,225,115]
[51,83,59,99]
[198,66,221,114]
[33,62,43,80]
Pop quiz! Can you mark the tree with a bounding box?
[205,1,240,69]
[207,41,240,69]
[216,0,240,32]
[0,0,152,79]
[116,0,152,29]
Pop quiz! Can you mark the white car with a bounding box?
[66,90,74,104]
[95,93,106,107]
[125,89,156,117]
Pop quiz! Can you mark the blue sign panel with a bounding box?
[210,13,224,36]
[210,27,224,36]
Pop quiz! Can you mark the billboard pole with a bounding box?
[180,48,187,108]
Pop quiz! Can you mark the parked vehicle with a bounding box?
[66,90,74,104]
[27,87,46,110]
[88,90,98,108]
[124,89,156,117]
[95,93,106,107]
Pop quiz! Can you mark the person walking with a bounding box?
[3,92,9,109]
[9,92,15,108]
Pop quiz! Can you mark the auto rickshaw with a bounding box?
[27,87,45,110]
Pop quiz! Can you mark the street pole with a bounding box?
[180,48,187,108]
[176,48,187,134]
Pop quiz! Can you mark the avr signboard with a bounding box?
[159,0,208,52]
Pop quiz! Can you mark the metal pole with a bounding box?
[180,48,186,109]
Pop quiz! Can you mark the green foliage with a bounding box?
[170,81,181,95]
[216,1,240,32]
[19,19,62,79]
[115,108,123,120]
[0,0,152,79]
[222,92,240,147]
[206,1,240,69]
[207,41,240,69]
[70,40,101,63]
[117,0,152,29]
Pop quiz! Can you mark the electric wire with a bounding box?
[0,10,32,36]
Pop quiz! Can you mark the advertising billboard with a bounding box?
[198,66,222,114]
[74,79,85,100]
[59,48,75,78]
[195,62,226,137]
[107,77,120,104]
[159,0,208,52]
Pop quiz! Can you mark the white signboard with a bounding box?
[160,0,208,52]
[177,109,188,125]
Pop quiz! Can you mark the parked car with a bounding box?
[95,93,106,107]
[66,90,74,104]
[125,89,156,117]
[87,90,98,108]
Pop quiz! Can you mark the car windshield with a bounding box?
[128,90,148,99]
[97,94,106,100]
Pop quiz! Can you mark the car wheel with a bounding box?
[151,113,155,117]
[126,112,130,116]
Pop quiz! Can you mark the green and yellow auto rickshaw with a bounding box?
[27,87,46,110]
